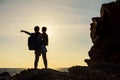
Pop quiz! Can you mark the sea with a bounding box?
[0,68,68,76]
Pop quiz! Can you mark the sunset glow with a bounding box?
[0,0,115,68]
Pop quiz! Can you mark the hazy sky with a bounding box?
[0,0,115,68]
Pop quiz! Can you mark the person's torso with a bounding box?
[42,33,48,45]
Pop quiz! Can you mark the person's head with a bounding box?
[42,26,47,33]
[34,26,40,33]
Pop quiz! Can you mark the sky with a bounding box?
[0,0,115,68]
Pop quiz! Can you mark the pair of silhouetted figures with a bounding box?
[21,26,48,70]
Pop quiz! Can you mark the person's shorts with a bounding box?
[41,44,47,53]
[35,49,42,56]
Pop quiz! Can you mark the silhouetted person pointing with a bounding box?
[21,26,48,70]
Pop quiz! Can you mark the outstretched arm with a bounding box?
[21,30,31,35]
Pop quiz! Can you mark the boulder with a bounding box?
[12,68,72,80]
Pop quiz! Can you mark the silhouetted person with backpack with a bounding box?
[21,26,48,70]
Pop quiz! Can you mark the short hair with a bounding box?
[34,26,39,32]
[42,26,47,31]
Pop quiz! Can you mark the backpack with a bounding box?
[28,33,42,50]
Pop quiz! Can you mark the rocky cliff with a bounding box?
[85,0,120,80]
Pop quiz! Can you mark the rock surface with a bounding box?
[0,72,11,80]
[87,0,120,65]
[0,67,89,80]
[12,67,87,80]
[85,0,120,80]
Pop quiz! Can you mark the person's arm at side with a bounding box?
[45,34,49,46]
[20,30,31,35]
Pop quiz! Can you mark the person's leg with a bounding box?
[34,50,41,70]
[42,52,48,69]
[34,54,39,70]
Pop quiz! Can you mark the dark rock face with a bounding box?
[68,66,89,76]
[11,67,89,80]
[0,72,11,80]
[85,0,120,80]
[87,1,120,63]
[12,68,72,80]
